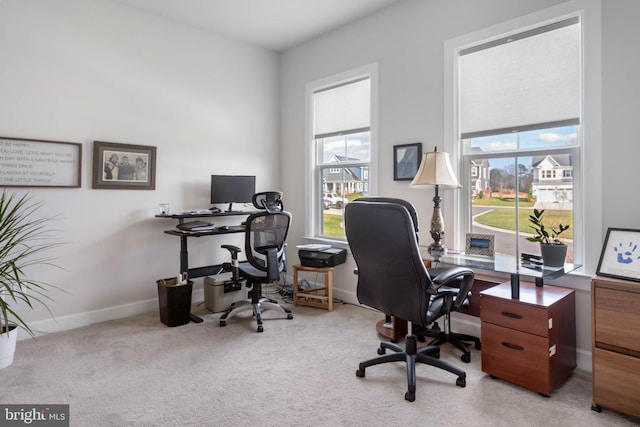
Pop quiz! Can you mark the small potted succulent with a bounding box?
[527,208,570,267]
[0,191,62,369]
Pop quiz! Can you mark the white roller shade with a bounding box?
[460,18,580,139]
[314,78,370,138]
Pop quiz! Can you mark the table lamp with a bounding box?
[410,147,461,257]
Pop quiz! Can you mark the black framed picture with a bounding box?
[92,141,156,190]
[596,227,640,282]
[393,143,422,181]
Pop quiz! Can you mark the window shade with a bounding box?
[459,18,580,139]
[314,78,370,138]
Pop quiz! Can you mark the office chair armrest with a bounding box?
[221,244,242,282]
[221,244,241,259]
[428,267,474,304]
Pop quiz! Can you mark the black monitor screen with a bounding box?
[210,175,256,208]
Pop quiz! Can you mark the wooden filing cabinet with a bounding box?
[591,276,640,419]
[480,281,576,396]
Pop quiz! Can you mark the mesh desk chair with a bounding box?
[220,208,293,332]
[345,199,474,401]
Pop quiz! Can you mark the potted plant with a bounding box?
[526,208,570,267]
[0,191,62,369]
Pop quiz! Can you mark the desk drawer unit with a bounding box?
[591,276,640,418]
[480,281,576,396]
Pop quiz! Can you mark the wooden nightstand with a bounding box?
[480,281,576,396]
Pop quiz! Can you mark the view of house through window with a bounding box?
[312,76,372,239]
[466,126,577,262]
[457,16,581,262]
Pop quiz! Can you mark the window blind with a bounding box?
[313,78,370,139]
[459,17,580,139]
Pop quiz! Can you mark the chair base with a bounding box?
[219,283,293,332]
[355,334,466,402]
[419,318,481,363]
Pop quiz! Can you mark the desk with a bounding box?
[376,250,581,342]
[421,250,581,297]
[156,211,258,322]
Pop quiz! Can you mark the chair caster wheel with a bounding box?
[377,347,386,355]
[456,377,466,387]
[591,404,601,413]
[220,321,226,327]
[287,314,293,319]
[461,353,471,363]
[356,368,365,378]
[257,325,264,333]
[405,392,415,402]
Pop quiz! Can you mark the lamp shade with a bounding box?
[409,149,461,189]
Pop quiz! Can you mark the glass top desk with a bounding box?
[420,247,582,298]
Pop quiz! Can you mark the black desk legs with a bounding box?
[510,273,520,299]
[178,235,203,323]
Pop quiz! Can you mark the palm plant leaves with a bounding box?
[0,191,63,337]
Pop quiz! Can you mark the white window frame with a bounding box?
[444,0,602,273]
[304,63,379,247]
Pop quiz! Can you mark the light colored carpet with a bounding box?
[3,296,638,427]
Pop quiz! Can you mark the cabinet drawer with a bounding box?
[594,286,640,355]
[481,322,551,394]
[593,347,640,418]
[481,295,549,337]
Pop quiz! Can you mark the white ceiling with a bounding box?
[111,0,404,51]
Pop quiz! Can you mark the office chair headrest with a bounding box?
[252,191,284,213]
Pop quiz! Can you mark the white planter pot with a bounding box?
[0,324,18,369]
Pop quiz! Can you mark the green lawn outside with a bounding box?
[474,208,574,239]
[322,213,345,237]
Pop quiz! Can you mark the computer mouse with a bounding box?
[218,225,229,231]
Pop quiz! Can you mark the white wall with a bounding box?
[280,0,640,372]
[0,0,280,337]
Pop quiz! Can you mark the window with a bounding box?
[305,64,378,242]
[444,1,603,268]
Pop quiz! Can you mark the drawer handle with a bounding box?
[502,342,524,351]
[501,311,523,319]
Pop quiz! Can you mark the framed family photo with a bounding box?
[92,141,156,190]
[393,143,422,181]
[596,227,640,282]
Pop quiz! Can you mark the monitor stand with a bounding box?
[226,203,234,212]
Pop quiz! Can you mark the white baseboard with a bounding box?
[18,289,205,342]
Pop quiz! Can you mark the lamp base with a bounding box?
[428,244,448,259]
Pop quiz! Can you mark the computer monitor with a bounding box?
[210,175,256,212]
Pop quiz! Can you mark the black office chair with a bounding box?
[345,199,474,401]
[252,191,284,213]
[219,209,293,332]
[355,197,480,362]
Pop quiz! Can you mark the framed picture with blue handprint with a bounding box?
[596,227,640,282]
